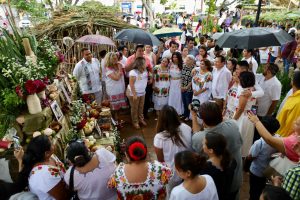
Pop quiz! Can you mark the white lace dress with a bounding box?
[168,64,184,115]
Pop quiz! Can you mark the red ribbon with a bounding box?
[128,142,147,161]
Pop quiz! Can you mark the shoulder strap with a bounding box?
[69,166,75,192]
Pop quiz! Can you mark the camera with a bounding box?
[190,99,201,112]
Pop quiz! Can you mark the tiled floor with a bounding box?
[119,110,250,199]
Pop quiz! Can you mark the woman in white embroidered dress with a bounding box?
[168,52,184,115]
[104,52,127,124]
[191,59,213,104]
[153,57,171,117]
[108,136,172,200]
[14,135,68,200]
[233,71,257,157]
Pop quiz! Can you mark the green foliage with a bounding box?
[0,89,25,138]
[11,0,48,22]
[160,0,168,5]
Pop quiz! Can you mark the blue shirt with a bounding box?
[249,138,277,177]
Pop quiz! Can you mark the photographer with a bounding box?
[190,101,242,200]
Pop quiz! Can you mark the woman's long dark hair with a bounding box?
[19,135,52,189]
[205,132,232,170]
[172,52,183,70]
[202,59,212,72]
[156,105,186,147]
[66,141,92,167]
[199,46,208,58]
[175,150,207,178]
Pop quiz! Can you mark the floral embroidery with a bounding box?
[108,161,172,200]
[48,166,60,177]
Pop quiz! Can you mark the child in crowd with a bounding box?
[248,116,280,200]
[170,150,219,200]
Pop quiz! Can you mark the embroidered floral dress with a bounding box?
[224,83,239,120]
[29,155,66,200]
[192,67,212,104]
[105,66,128,110]
[108,161,172,200]
[153,65,171,110]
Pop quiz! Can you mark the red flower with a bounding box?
[33,79,46,93]
[43,77,50,85]
[76,118,87,130]
[24,80,37,94]
[15,85,24,98]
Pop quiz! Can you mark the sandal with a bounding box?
[133,123,140,130]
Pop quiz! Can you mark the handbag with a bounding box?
[69,166,80,200]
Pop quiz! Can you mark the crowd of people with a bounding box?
[2,22,300,200]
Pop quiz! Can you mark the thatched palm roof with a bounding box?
[34,2,135,40]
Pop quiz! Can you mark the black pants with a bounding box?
[249,172,266,200]
[143,84,153,118]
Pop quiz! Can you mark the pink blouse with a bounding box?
[283,133,300,162]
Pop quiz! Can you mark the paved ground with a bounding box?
[119,110,250,200]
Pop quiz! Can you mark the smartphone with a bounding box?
[251,105,258,115]
[13,136,20,149]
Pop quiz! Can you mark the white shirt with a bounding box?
[64,148,117,200]
[170,175,219,200]
[154,123,192,169]
[73,58,102,94]
[162,49,174,59]
[154,123,192,184]
[120,56,127,67]
[242,56,258,74]
[256,75,282,116]
[211,66,232,99]
[270,46,280,57]
[127,69,148,96]
[29,155,65,200]
[101,58,106,81]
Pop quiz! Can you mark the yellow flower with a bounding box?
[120,176,126,183]
[108,177,116,188]
[161,172,168,183]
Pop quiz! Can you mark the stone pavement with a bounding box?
[119,110,250,200]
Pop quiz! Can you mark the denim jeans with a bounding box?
[269,55,277,63]
[181,91,193,118]
[283,58,291,73]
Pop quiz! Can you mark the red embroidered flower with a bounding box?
[24,80,37,94]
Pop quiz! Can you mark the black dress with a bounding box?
[200,159,237,200]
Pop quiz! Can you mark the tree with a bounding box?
[160,0,168,5]
[142,0,154,27]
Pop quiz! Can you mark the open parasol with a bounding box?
[76,35,116,46]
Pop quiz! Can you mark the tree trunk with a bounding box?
[142,0,154,28]
[46,0,54,11]
[73,0,80,5]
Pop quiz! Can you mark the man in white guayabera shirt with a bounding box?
[73,48,102,104]
[242,49,258,74]
[211,55,232,110]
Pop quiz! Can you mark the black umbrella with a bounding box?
[216,27,294,49]
[114,29,160,46]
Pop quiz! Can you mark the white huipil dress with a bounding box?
[153,65,171,110]
[234,85,257,157]
[168,64,184,115]
[192,67,212,104]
